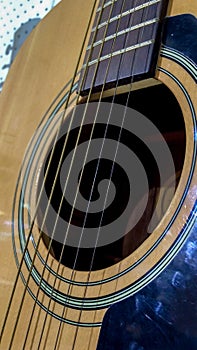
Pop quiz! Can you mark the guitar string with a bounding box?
[22,0,159,346]
[45,0,159,348]
[76,0,161,347]
[2,1,100,348]
[19,0,111,348]
[35,0,160,348]
[0,90,76,345]
[53,0,163,346]
[85,0,145,346]
[80,0,143,347]
[22,0,106,348]
[74,1,156,348]
[86,2,158,347]
[68,0,144,347]
[23,258,55,350]
[106,0,156,328]
[52,0,154,348]
[0,76,77,344]
[8,69,83,349]
[5,0,161,348]
[26,134,74,347]
[54,0,133,347]
[33,0,117,348]
[0,68,76,350]
[20,88,76,349]
[32,1,122,348]
[41,266,64,350]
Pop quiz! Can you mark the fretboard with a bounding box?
[79,0,169,96]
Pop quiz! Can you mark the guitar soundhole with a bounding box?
[38,84,185,271]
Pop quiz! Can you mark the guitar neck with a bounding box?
[79,0,169,95]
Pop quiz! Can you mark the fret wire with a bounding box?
[87,17,158,50]
[92,0,161,32]
[96,0,118,13]
[84,39,154,67]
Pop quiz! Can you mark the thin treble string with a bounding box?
[39,265,64,350]
[76,1,161,348]
[72,0,157,346]
[19,1,105,349]
[38,1,131,348]
[23,3,109,346]
[1,92,73,349]
[85,0,144,346]
[86,2,159,346]
[20,91,75,348]
[111,0,158,301]
[35,1,120,347]
[22,3,106,348]
[31,0,120,348]
[0,78,75,344]
[22,258,55,350]
[34,1,157,348]
[55,0,139,348]
[77,0,151,347]
[54,0,159,346]
[3,1,99,348]
[56,0,158,348]
[36,265,65,350]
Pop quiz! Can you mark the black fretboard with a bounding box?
[79,0,169,96]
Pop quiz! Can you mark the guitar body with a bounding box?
[0,1,196,349]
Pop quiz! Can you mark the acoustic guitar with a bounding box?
[0,0,196,349]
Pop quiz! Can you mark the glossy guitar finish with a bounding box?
[0,1,196,349]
